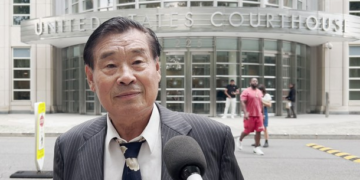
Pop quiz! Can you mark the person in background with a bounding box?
[236,78,264,155]
[258,85,272,148]
[222,79,240,119]
[286,83,297,118]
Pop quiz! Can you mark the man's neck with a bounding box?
[109,108,152,141]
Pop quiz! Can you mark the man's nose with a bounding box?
[116,66,136,86]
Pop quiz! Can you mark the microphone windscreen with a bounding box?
[163,136,207,180]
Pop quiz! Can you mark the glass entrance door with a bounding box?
[190,53,213,115]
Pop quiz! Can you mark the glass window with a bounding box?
[265,56,276,64]
[139,3,160,8]
[241,39,259,51]
[193,65,211,75]
[14,92,30,100]
[218,2,238,7]
[265,78,276,89]
[350,57,360,66]
[14,59,30,67]
[350,12,360,16]
[216,64,240,75]
[192,77,210,88]
[14,81,30,89]
[13,6,30,14]
[83,0,93,10]
[265,66,276,76]
[98,0,113,7]
[216,38,238,50]
[242,52,259,63]
[13,48,30,57]
[242,65,259,75]
[165,2,187,8]
[297,0,303,10]
[283,0,293,7]
[117,5,135,9]
[243,3,260,7]
[350,1,360,11]
[265,40,277,51]
[118,0,135,3]
[72,4,79,13]
[14,0,30,3]
[283,41,292,52]
[166,78,184,88]
[350,46,360,56]
[13,0,30,25]
[191,2,213,7]
[350,80,360,89]
[349,91,360,100]
[217,52,238,63]
[14,70,30,78]
[350,69,360,77]
[268,0,278,4]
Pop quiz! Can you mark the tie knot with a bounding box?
[120,141,145,159]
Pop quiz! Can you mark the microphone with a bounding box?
[163,136,207,180]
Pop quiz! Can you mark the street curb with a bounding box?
[234,134,360,140]
[1,133,360,139]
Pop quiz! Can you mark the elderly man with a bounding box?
[53,17,243,180]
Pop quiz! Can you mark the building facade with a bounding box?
[1,0,360,116]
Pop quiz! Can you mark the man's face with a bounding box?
[289,84,293,88]
[250,78,258,89]
[85,29,161,116]
[230,81,235,85]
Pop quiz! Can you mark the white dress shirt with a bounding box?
[104,104,162,180]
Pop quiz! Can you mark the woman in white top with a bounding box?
[259,84,272,148]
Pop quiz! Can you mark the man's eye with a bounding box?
[133,60,143,65]
[106,64,116,68]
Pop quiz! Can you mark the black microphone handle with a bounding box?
[181,166,202,180]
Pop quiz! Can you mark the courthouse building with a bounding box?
[0,0,360,116]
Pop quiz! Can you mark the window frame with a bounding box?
[12,0,31,26]
[349,46,360,101]
[12,48,31,101]
[349,0,360,16]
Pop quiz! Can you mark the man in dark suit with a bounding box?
[286,83,297,118]
[53,17,243,180]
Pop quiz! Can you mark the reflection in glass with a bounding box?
[192,55,210,63]
[192,103,210,114]
[193,64,210,75]
[350,57,360,66]
[192,78,210,88]
[118,0,135,3]
[191,2,213,7]
[166,90,184,101]
[350,69,360,77]
[117,5,135,9]
[242,65,259,75]
[83,0,93,10]
[218,2,237,7]
[13,6,30,14]
[217,52,238,63]
[216,77,237,88]
[243,3,260,7]
[14,81,30,89]
[86,91,94,101]
[13,16,30,25]
[167,103,184,112]
[14,0,30,3]
[264,66,276,76]
[264,78,276,89]
[192,91,210,101]
[350,2,360,10]
[350,80,360,89]
[242,52,259,63]
[86,102,94,111]
[14,70,30,78]
[265,56,276,64]
[350,92,360,100]
[166,65,184,75]
[166,78,184,88]
[14,91,30,100]
[164,2,187,8]
[139,3,160,8]
[216,64,240,75]
[14,59,30,67]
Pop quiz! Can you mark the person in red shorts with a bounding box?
[236,77,264,155]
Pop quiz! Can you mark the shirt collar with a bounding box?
[105,103,160,154]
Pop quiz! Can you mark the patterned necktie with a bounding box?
[115,138,145,180]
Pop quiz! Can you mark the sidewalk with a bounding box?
[0,113,359,139]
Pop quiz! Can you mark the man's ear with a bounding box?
[85,65,96,92]
[155,57,161,82]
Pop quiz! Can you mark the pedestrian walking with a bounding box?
[222,79,239,119]
[286,83,297,118]
[259,85,272,147]
[236,78,265,155]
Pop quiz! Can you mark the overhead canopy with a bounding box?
[21,7,360,48]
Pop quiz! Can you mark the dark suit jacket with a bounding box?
[53,103,244,180]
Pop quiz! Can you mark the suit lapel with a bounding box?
[156,103,192,180]
[77,116,107,180]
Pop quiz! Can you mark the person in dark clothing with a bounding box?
[286,83,297,118]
